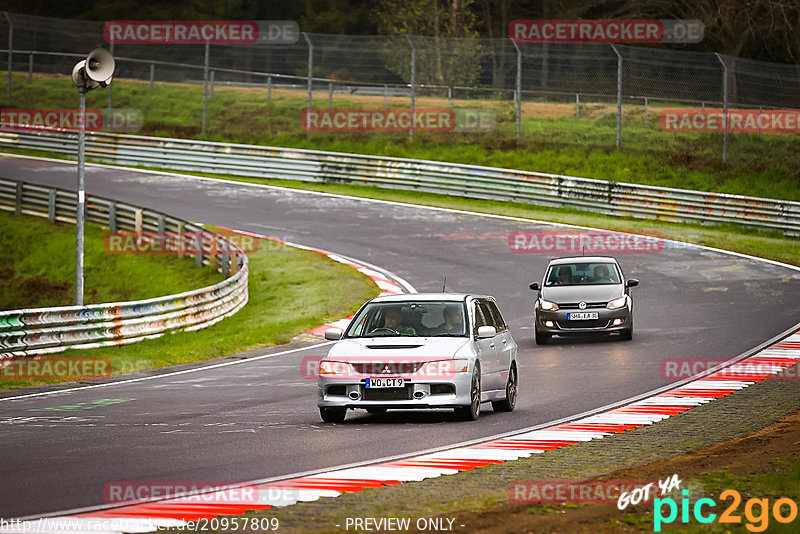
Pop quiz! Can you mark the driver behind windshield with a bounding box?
[373,306,416,336]
[434,305,464,335]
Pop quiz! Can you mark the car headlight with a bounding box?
[539,298,559,311]
[606,296,628,310]
[422,360,469,376]
[319,361,353,375]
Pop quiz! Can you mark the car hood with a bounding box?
[326,337,470,361]
[541,284,624,303]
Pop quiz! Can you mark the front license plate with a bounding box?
[567,312,599,320]
[366,377,404,389]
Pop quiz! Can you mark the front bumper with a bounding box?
[317,374,472,409]
[536,306,631,335]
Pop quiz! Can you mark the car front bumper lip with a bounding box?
[536,308,630,333]
[317,377,471,408]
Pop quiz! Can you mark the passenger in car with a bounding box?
[593,265,614,283]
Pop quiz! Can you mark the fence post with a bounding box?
[384,84,388,108]
[14,181,22,215]
[448,86,452,108]
[511,38,521,144]
[715,53,728,163]
[267,75,272,101]
[406,35,415,140]
[149,63,154,91]
[108,200,117,231]
[48,189,56,222]
[28,52,32,81]
[194,232,203,268]
[4,12,13,106]
[202,41,209,134]
[611,44,622,148]
[303,32,313,132]
[107,42,114,118]
[328,80,333,108]
[576,93,580,119]
[644,97,648,127]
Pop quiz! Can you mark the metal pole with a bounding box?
[511,39,521,144]
[576,93,579,119]
[210,70,214,98]
[406,35,415,140]
[644,97,648,127]
[5,12,12,105]
[303,33,313,132]
[149,63,154,91]
[611,45,622,148]
[715,53,728,163]
[202,41,209,133]
[28,53,32,81]
[328,80,333,108]
[107,42,114,118]
[448,86,452,108]
[384,84,388,108]
[75,87,86,306]
[267,75,271,101]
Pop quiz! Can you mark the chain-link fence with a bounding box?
[2,11,800,164]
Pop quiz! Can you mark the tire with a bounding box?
[492,363,518,413]
[455,368,481,421]
[620,327,633,341]
[319,407,346,423]
[534,326,551,345]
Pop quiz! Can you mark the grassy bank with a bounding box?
[0,212,379,390]
[0,209,221,310]
[5,72,800,201]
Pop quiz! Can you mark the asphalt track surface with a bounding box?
[1,155,799,520]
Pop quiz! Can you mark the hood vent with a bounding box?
[365,344,423,350]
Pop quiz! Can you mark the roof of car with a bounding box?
[547,256,620,265]
[370,293,482,303]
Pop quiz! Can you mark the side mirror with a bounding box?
[626,279,639,288]
[530,282,540,291]
[476,325,497,339]
[324,328,342,341]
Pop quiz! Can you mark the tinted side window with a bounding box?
[477,301,497,329]
[486,301,507,332]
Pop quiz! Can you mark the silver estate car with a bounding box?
[318,293,518,422]
[529,256,638,344]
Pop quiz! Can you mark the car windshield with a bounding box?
[544,262,621,286]
[344,301,468,338]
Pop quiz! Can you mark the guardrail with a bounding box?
[2,130,798,234]
[0,177,249,357]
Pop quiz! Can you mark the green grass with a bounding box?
[0,209,221,309]
[5,72,800,201]
[0,212,379,390]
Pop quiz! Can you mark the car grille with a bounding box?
[351,362,424,374]
[558,302,607,309]
[557,320,611,329]
[362,386,413,401]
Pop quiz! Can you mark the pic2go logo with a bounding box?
[653,489,798,532]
